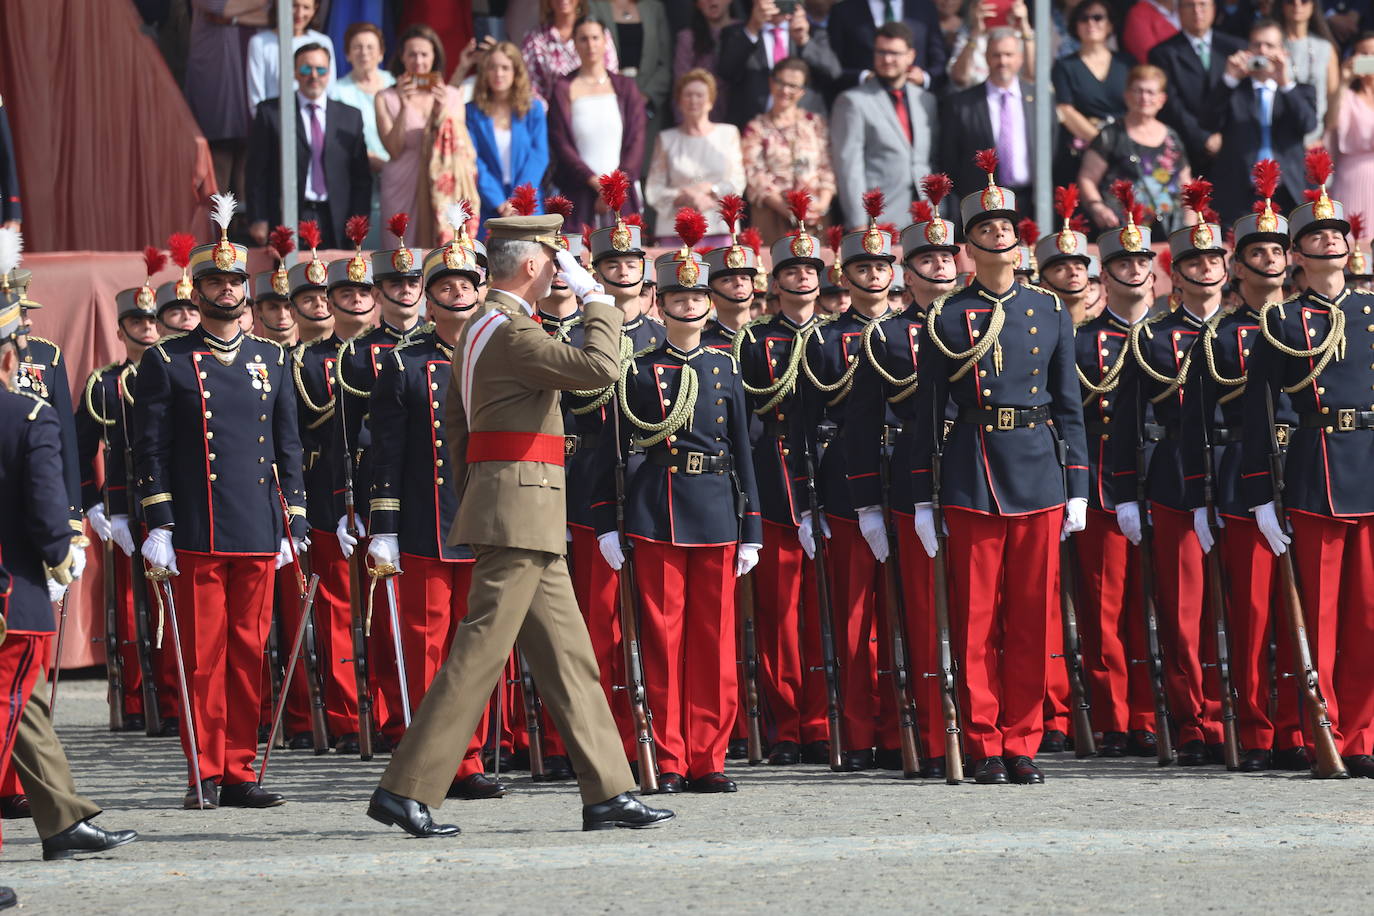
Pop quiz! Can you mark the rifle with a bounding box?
[800,421,844,771]
[98,378,125,731]
[1198,370,1241,770]
[736,574,765,766]
[1054,433,1095,758]
[928,407,965,784]
[336,371,375,761]
[264,606,286,749]
[1133,382,1176,766]
[1262,386,1347,779]
[517,650,546,779]
[878,440,922,778]
[611,392,659,793]
[117,370,162,737]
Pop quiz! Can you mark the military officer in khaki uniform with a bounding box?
[368,214,674,837]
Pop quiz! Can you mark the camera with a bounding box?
[1249,56,1269,72]
[775,0,799,14]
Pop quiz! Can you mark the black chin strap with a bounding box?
[381,287,422,310]
[1043,281,1088,297]
[433,299,478,313]
[1297,237,1351,261]
[665,311,708,324]
[710,287,752,305]
[291,305,331,323]
[1236,259,1287,279]
[967,238,1019,256]
[778,284,818,297]
[1177,272,1226,288]
[1105,263,1150,288]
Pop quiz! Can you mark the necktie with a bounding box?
[771,26,787,66]
[1196,39,1210,70]
[308,103,327,198]
[996,90,1017,186]
[1257,85,1273,163]
[884,1,897,23]
[891,88,912,144]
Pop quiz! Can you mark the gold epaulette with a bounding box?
[82,363,122,426]
[27,336,60,364]
[20,389,48,420]
[1025,283,1064,311]
[247,333,287,364]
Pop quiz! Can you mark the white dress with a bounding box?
[571,93,624,178]
[644,124,746,238]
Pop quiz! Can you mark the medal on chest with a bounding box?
[246,360,272,392]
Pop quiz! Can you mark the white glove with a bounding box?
[143,526,179,574]
[274,537,308,570]
[336,513,364,559]
[855,507,890,563]
[1115,501,1142,546]
[87,503,112,542]
[71,545,87,581]
[1192,506,1226,554]
[913,502,941,559]
[47,578,68,603]
[1254,501,1291,556]
[110,515,134,557]
[556,249,605,300]
[797,510,832,560]
[735,543,761,577]
[1061,497,1087,541]
[597,531,625,571]
[367,533,400,568]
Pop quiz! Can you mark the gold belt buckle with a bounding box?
[1337,409,1356,432]
[685,452,705,475]
[564,435,578,457]
[1275,424,1290,446]
[996,407,1016,431]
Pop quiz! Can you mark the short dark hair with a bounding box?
[295,41,330,62]
[572,16,606,37]
[1249,16,1283,39]
[391,23,446,78]
[875,21,914,48]
[772,56,811,85]
[1068,0,1115,34]
[343,22,385,53]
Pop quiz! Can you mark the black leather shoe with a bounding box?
[582,792,675,831]
[41,819,138,860]
[726,739,748,760]
[220,782,285,808]
[800,740,831,765]
[1006,755,1045,784]
[874,747,903,771]
[121,714,146,733]
[656,772,686,793]
[509,749,531,771]
[1099,731,1128,757]
[1272,746,1311,771]
[288,732,315,750]
[483,748,514,772]
[534,754,574,781]
[1238,748,1271,772]
[1038,729,1068,753]
[1127,729,1158,757]
[919,756,947,779]
[768,740,800,766]
[1177,739,1210,766]
[0,887,14,910]
[183,779,219,810]
[158,717,180,738]
[335,733,361,755]
[688,772,737,793]
[1343,754,1374,778]
[838,748,874,772]
[973,756,1009,785]
[1207,742,1226,765]
[0,795,30,819]
[372,732,397,754]
[368,787,460,838]
[446,773,507,800]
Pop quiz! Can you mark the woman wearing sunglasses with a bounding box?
[1051,0,1130,182]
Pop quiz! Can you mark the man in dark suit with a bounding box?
[718,0,842,128]
[826,0,948,90]
[1206,19,1316,224]
[1148,0,1247,174]
[938,29,1044,209]
[247,43,371,251]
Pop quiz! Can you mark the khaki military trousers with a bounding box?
[14,689,102,838]
[380,545,635,808]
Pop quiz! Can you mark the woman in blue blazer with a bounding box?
[466,41,549,236]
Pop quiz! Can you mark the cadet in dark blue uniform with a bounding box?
[702,198,759,352]
[593,210,762,793]
[908,153,1089,785]
[156,233,202,337]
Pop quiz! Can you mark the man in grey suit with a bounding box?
[830,22,936,229]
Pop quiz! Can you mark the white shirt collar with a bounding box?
[1187,29,1213,48]
[297,90,325,111]
[986,79,1022,100]
[1252,78,1278,92]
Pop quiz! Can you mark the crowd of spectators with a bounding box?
[140,0,1374,246]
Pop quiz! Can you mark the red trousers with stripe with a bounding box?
[894,516,945,760]
[631,539,738,778]
[1150,504,1222,746]
[944,506,1059,760]
[826,516,882,752]
[755,519,828,746]
[1073,510,1155,734]
[309,530,361,739]
[170,552,275,786]
[569,524,627,750]
[1289,512,1374,757]
[0,633,48,849]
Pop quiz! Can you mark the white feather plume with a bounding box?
[210,192,238,233]
[0,228,21,277]
[444,200,471,234]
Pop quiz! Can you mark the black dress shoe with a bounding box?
[183,779,219,810]
[220,782,285,808]
[1235,748,1269,772]
[838,748,874,772]
[582,792,675,831]
[509,749,531,771]
[158,718,180,738]
[121,714,146,733]
[689,772,737,793]
[655,772,686,794]
[1177,739,1210,766]
[446,773,507,799]
[1343,754,1374,778]
[919,756,947,779]
[0,887,14,910]
[1207,742,1226,765]
[41,819,139,860]
[372,732,397,754]
[483,748,514,772]
[768,740,800,766]
[1127,729,1158,757]
[335,733,361,755]
[368,787,460,838]
[726,738,748,760]
[874,747,903,771]
[1038,729,1068,753]
[0,795,30,819]
[1099,731,1128,757]
[288,732,315,750]
[800,740,831,765]
[973,756,1009,785]
[1006,755,1045,784]
[1272,746,1311,771]
[534,754,574,781]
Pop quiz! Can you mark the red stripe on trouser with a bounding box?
[755,520,828,745]
[568,525,627,750]
[309,531,360,738]
[1044,577,1071,734]
[1150,504,1222,746]
[1074,509,1155,734]
[826,515,881,751]
[1220,518,1303,751]
[895,517,946,760]
[398,554,487,777]
[1289,512,1374,757]
[171,552,275,785]
[944,506,1058,760]
[260,561,312,737]
[631,539,738,777]
[0,634,45,849]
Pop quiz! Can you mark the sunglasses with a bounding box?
[1079,12,1109,23]
[297,64,328,77]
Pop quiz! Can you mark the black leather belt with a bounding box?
[647,449,734,475]
[1145,422,1171,441]
[1300,410,1374,431]
[957,405,1050,430]
[881,424,902,447]
[563,433,600,456]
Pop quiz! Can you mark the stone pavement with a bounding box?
[3,676,1372,913]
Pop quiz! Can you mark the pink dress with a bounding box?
[1332,89,1374,231]
[377,84,473,246]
